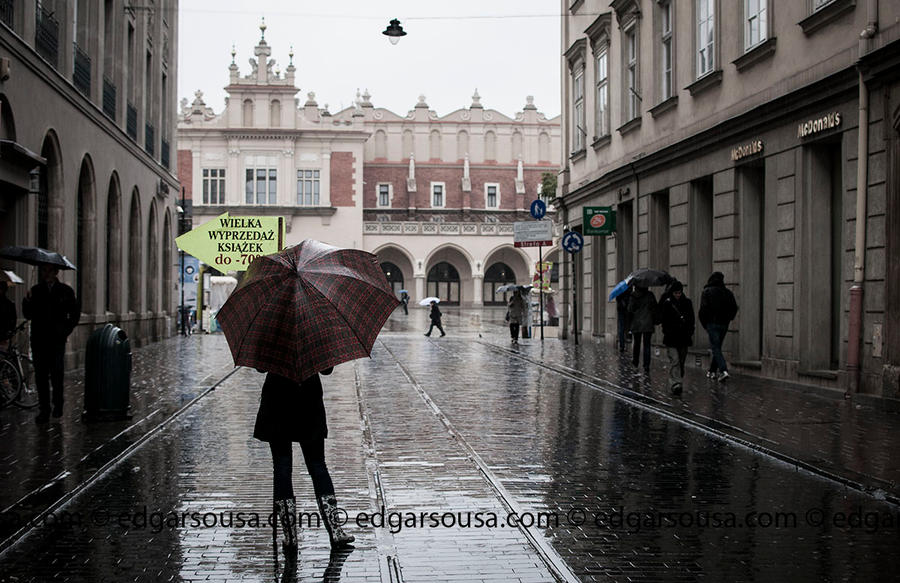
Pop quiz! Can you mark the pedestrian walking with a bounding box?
[698,271,739,382]
[254,367,355,555]
[399,291,409,315]
[628,285,657,373]
[22,265,80,423]
[507,290,526,344]
[0,282,16,351]
[659,281,694,394]
[425,300,445,337]
[615,286,633,352]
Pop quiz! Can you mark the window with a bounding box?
[202,169,225,204]
[431,182,445,208]
[660,2,673,100]
[625,25,639,120]
[745,0,767,49]
[485,183,499,209]
[595,49,609,136]
[573,67,585,151]
[377,183,391,207]
[245,168,277,205]
[697,0,715,77]
[297,169,320,206]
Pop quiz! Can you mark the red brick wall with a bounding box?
[330,152,356,207]
[363,164,550,211]
[177,150,193,201]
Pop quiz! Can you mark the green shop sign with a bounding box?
[583,206,616,236]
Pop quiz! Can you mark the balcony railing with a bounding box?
[144,123,154,156]
[0,0,14,29]
[161,139,169,169]
[73,43,91,97]
[102,77,117,121]
[126,102,137,140]
[35,5,60,68]
[364,221,532,236]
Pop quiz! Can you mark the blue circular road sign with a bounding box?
[530,199,547,220]
[562,231,584,254]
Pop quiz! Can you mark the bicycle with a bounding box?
[0,321,37,409]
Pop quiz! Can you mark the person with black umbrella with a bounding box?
[628,285,657,373]
[23,264,80,423]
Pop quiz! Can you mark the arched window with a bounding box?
[484,131,496,161]
[76,156,96,314]
[539,132,550,162]
[429,130,441,160]
[427,262,460,305]
[163,210,173,314]
[483,262,516,306]
[269,99,281,127]
[146,203,159,314]
[374,130,387,159]
[106,174,122,313]
[242,99,254,126]
[457,130,468,161]
[402,129,414,159]
[512,131,523,161]
[380,262,404,296]
[128,189,142,312]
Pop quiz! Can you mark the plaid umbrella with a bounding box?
[216,240,400,383]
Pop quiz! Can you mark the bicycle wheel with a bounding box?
[0,358,21,408]
[15,356,38,409]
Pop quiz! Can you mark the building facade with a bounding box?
[0,0,180,364]
[179,27,562,308]
[559,0,900,396]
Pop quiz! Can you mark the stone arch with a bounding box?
[269,99,281,127]
[106,171,123,313]
[482,262,516,306]
[128,187,142,312]
[146,199,159,313]
[483,244,532,283]
[163,207,173,315]
[76,154,97,314]
[242,98,254,126]
[374,243,415,287]
[38,130,64,251]
[484,130,497,161]
[456,130,469,161]
[374,129,387,159]
[0,94,16,141]
[425,244,475,306]
[429,129,441,160]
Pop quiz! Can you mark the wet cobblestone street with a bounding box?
[2,308,900,582]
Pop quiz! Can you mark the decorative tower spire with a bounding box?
[471,88,483,109]
[259,17,267,42]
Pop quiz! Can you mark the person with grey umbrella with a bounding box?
[23,265,80,423]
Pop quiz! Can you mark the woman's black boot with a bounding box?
[317,494,355,548]
[274,497,298,554]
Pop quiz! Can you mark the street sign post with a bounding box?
[562,231,584,345]
[175,212,285,270]
[514,220,553,248]
[583,206,616,236]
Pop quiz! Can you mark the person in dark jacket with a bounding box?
[0,282,16,351]
[615,286,632,352]
[507,290,526,344]
[399,291,409,315]
[424,300,445,337]
[628,286,657,373]
[22,265,80,423]
[659,281,694,394]
[698,271,739,382]
[254,366,354,555]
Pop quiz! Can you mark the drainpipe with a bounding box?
[559,12,571,340]
[848,9,878,393]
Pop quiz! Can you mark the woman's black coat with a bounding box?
[253,368,332,443]
[659,293,695,347]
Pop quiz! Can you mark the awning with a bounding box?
[0,139,46,170]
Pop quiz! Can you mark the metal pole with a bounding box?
[573,260,578,346]
[180,187,186,336]
[539,244,544,341]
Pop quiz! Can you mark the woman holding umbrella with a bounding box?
[215,240,400,555]
[507,290,526,345]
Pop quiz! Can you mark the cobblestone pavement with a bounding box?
[1,308,899,581]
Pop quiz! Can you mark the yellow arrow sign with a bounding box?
[175,212,285,270]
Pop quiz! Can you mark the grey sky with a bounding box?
[177,1,561,119]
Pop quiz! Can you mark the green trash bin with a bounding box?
[83,324,133,420]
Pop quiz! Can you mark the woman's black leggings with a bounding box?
[270,439,335,500]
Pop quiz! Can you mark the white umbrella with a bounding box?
[418,297,440,306]
[0,270,24,284]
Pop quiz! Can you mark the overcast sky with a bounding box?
[177,1,561,119]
